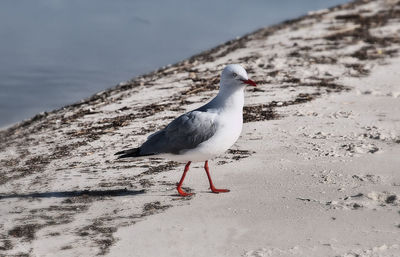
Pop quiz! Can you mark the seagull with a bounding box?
[115,64,257,196]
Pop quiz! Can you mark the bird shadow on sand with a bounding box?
[0,188,145,200]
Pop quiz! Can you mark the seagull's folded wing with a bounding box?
[140,110,217,155]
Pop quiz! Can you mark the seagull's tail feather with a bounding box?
[115,147,155,159]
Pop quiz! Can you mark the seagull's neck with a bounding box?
[211,86,245,112]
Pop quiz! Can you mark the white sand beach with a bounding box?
[1,0,399,256]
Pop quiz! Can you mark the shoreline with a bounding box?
[1,0,400,256]
[0,0,360,136]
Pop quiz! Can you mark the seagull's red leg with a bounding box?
[204,160,230,193]
[177,161,193,196]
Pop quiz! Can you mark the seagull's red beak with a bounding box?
[241,79,257,87]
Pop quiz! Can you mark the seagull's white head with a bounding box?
[220,64,257,90]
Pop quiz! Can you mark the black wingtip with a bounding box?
[114,148,141,159]
[114,150,126,156]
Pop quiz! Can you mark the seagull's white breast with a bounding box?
[196,109,243,155]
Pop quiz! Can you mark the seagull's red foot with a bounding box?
[176,161,194,197]
[210,187,230,194]
[177,187,194,197]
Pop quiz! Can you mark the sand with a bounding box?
[1,0,400,256]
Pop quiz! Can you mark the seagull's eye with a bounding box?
[232,72,237,78]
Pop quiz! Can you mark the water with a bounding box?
[0,0,348,129]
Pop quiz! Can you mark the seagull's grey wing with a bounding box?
[139,110,217,155]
